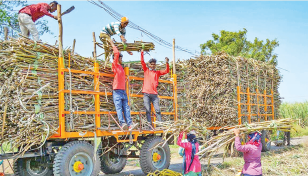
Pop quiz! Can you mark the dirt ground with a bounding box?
[1,136,307,176]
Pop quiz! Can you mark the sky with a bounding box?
[27,0,308,103]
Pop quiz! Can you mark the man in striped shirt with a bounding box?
[99,17,133,66]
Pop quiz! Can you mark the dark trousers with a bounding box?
[143,93,162,126]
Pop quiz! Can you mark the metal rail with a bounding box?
[50,56,178,142]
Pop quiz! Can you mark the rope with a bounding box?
[147,169,182,176]
[68,67,74,130]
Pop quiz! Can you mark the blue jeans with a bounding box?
[143,93,162,126]
[113,90,132,126]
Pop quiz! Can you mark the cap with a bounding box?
[121,17,129,23]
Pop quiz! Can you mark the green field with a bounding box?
[279,101,308,126]
[279,101,308,137]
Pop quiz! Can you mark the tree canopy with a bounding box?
[0,0,52,39]
[200,28,279,65]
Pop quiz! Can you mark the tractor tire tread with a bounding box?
[100,148,127,174]
[139,136,170,174]
[53,141,100,176]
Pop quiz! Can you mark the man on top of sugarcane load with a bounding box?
[100,17,133,66]
[140,49,169,130]
[111,42,137,131]
[18,1,58,41]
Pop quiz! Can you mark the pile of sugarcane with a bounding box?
[0,37,173,153]
[0,37,118,153]
[179,52,281,127]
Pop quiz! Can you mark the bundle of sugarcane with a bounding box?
[156,118,295,160]
[102,41,155,52]
[196,118,295,159]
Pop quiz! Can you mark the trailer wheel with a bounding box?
[261,130,271,152]
[140,136,170,174]
[14,157,53,176]
[100,146,127,174]
[53,141,100,176]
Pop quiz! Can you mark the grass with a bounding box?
[206,144,308,176]
[278,101,308,138]
[291,123,308,137]
[279,101,308,127]
[0,142,16,153]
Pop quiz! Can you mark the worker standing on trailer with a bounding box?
[177,130,202,176]
[140,49,169,129]
[233,129,263,176]
[111,43,137,131]
[18,1,58,41]
[100,17,133,65]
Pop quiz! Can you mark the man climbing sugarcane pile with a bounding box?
[18,1,59,41]
[100,17,133,66]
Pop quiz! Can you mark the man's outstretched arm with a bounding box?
[158,57,170,75]
[140,50,148,71]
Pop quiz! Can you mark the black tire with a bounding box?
[14,157,53,176]
[139,136,171,175]
[53,141,100,176]
[100,146,127,174]
[283,131,291,146]
[261,130,271,152]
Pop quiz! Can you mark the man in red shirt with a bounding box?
[140,50,169,129]
[111,44,137,131]
[18,1,58,41]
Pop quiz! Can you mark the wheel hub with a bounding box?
[69,152,93,176]
[73,161,84,173]
[152,153,161,162]
[26,158,49,175]
[151,147,166,169]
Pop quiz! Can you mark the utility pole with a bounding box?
[172,39,176,74]
[4,27,8,40]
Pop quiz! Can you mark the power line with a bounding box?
[88,0,199,56]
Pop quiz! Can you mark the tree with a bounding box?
[200,28,279,65]
[0,0,52,39]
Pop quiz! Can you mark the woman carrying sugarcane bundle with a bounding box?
[177,130,202,176]
[233,129,263,176]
